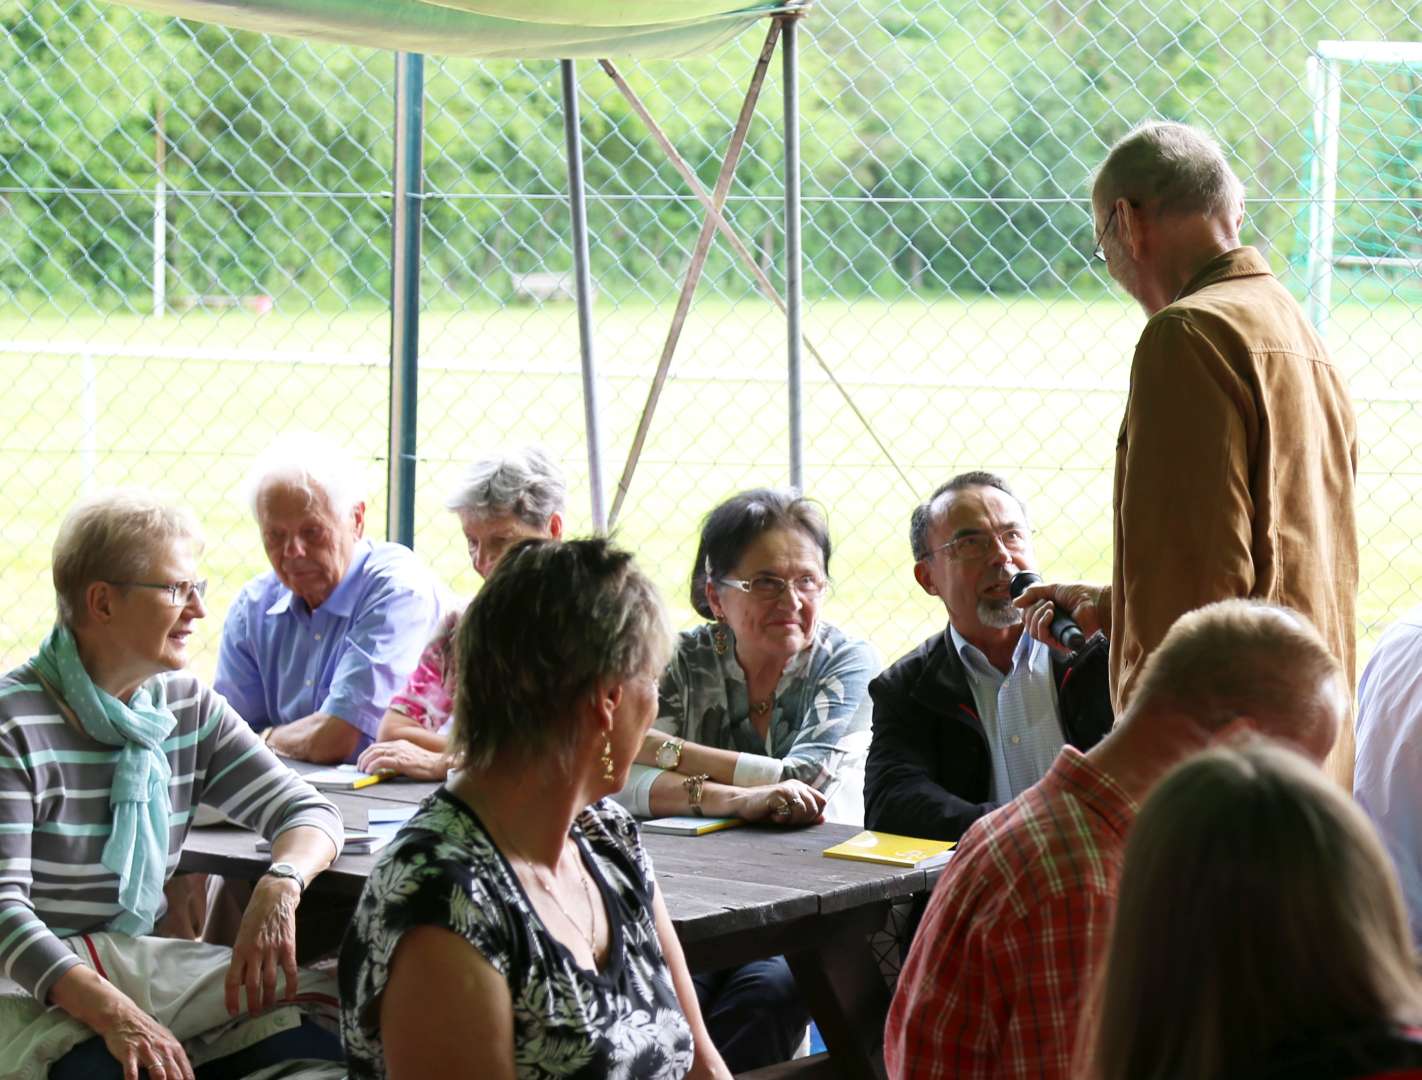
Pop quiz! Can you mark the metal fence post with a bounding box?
[388,52,424,547]
[152,96,166,318]
[1305,52,1341,334]
[561,59,607,533]
[81,352,97,493]
[782,15,805,491]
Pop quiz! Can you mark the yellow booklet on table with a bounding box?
[822,830,956,868]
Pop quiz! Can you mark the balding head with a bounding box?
[1092,121,1245,223]
[1123,600,1344,765]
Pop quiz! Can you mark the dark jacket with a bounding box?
[864,627,1114,842]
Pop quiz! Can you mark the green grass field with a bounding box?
[2,292,1419,681]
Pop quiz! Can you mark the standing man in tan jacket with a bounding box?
[1017,121,1359,788]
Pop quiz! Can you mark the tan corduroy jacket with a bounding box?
[1109,246,1359,787]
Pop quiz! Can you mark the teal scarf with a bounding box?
[31,624,175,936]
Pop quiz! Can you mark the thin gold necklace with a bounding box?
[522,843,598,955]
[457,781,599,955]
[750,697,773,718]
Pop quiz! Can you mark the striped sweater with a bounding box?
[0,663,344,1002]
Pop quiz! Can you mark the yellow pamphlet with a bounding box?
[822,830,955,868]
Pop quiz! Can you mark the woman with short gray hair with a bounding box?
[444,445,566,558]
[357,447,566,780]
[339,538,730,1080]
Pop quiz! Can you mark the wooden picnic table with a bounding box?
[180,766,944,1079]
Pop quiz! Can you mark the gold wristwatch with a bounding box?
[655,737,684,770]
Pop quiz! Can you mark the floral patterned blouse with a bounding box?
[339,790,694,1080]
[385,610,460,733]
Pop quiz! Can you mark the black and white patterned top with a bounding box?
[338,789,694,1080]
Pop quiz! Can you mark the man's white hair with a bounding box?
[243,431,368,518]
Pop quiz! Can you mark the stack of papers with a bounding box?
[300,764,396,791]
[366,805,418,841]
[255,828,386,855]
[253,807,421,857]
[640,815,745,836]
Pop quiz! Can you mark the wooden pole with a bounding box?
[602,36,913,497]
[607,19,782,528]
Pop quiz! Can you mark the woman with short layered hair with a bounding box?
[339,537,729,1080]
[358,446,566,779]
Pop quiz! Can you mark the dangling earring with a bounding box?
[601,736,615,781]
[712,618,728,656]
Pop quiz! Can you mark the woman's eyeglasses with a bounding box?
[718,573,827,602]
[107,579,208,607]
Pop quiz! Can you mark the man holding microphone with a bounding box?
[1017,120,1359,789]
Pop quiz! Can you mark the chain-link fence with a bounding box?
[2,0,1420,680]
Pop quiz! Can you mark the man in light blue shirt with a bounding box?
[927,475,1068,800]
[1354,605,1422,946]
[215,434,444,764]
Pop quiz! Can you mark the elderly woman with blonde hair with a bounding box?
[0,491,345,1080]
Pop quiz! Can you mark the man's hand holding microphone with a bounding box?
[1010,572,1109,653]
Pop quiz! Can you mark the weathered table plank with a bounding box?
[182,781,932,1080]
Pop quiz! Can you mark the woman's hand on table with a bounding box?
[730,779,826,826]
[224,875,300,1016]
[358,738,448,780]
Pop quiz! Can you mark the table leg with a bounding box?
[785,902,891,1080]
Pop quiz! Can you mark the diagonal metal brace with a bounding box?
[601,36,913,507]
[607,18,781,529]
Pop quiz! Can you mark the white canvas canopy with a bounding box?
[112,0,801,58]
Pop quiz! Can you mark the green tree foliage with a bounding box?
[1,0,1419,310]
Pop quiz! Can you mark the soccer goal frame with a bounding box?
[1304,39,1422,333]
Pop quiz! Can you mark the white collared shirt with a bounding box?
[1355,606,1422,947]
[950,624,1065,802]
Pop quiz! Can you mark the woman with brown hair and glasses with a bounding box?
[616,487,878,1072]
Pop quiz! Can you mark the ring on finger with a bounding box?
[772,798,792,819]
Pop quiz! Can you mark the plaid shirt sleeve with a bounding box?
[887,887,1116,1080]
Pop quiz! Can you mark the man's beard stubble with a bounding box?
[978,596,1024,630]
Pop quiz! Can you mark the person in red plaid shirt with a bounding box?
[884,599,1347,1080]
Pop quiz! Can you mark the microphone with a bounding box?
[1009,571,1087,652]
